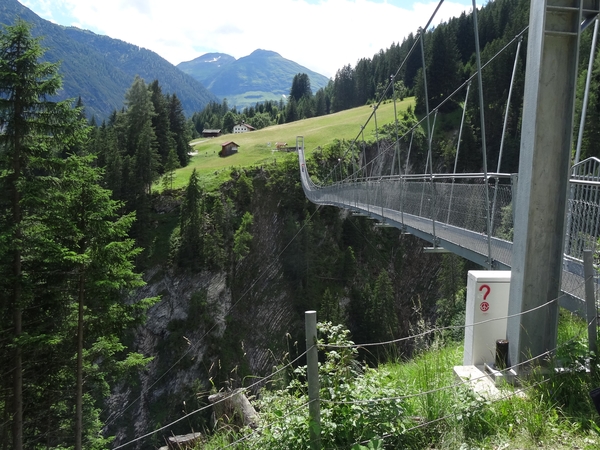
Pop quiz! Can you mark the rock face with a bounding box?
[107,269,235,446]
[105,166,445,447]
[107,176,299,447]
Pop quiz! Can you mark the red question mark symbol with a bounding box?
[479,284,491,300]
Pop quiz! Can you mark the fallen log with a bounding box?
[208,388,259,429]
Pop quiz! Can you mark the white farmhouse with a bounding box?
[233,122,256,134]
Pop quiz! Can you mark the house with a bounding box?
[233,122,256,134]
[202,129,221,138]
[219,141,239,157]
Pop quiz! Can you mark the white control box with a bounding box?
[463,271,511,366]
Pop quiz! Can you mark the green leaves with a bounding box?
[233,211,254,262]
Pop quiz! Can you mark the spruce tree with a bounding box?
[149,79,176,171]
[168,93,191,167]
[162,148,180,191]
[0,20,74,449]
[125,76,159,196]
[0,21,153,449]
[45,155,152,449]
[177,169,204,269]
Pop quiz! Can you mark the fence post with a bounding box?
[305,311,321,449]
[584,250,597,377]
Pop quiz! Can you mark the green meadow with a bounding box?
[167,98,415,191]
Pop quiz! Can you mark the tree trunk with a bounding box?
[75,270,85,450]
[12,305,22,450]
[208,389,258,430]
[12,130,23,450]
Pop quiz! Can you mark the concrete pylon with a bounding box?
[507,1,599,373]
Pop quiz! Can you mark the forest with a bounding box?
[4,0,600,447]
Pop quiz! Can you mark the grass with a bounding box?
[198,312,600,449]
[164,98,415,191]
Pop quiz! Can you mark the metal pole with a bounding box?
[506,2,594,373]
[305,311,321,450]
[392,74,401,177]
[584,250,597,377]
[491,37,523,235]
[447,82,472,224]
[575,18,599,167]
[401,131,414,226]
[373,104,380,161]
[472,0,492,268]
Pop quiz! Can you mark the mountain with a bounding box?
[177,52,236,85]
[0,0,218,120]
[178,49,331,109]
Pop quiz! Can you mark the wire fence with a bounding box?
[112,347,313,449]
[113,274,596,449]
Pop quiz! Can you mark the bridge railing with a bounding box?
[299,139,600,275]
[566,157,600,263]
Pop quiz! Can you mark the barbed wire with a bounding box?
[115,287,595,449]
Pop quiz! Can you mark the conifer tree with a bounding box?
[0,20,76,449]
[177,169,204,269]
[168,93,191,167]
[290,73,312,102]
[0,21,153,449]
[125,76,159,196]
[162,148,180,191]
[149,79,176,171]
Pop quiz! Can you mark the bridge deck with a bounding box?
[299,148,590,315]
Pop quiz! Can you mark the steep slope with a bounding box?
[0,0,218,119]
[178,49,331,108]
[106,157,446,444]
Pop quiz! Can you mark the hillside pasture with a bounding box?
[169,98,415,191]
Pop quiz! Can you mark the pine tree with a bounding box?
[168,93,191,167]
[290,73,312,102]
[149,79,176,171]
[177,169,204,269]
[162,148,180,191]
[0,20,76,449]
[0,21,153,449]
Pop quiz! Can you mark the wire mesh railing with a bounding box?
[299,140,600,302]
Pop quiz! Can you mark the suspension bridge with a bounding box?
[296,1,600,371]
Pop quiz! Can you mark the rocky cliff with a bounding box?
[106,158,448,447]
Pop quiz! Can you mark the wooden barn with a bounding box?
[219,141,239,157]
[202,128,221,138]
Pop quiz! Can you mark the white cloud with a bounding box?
[20,0,474,78]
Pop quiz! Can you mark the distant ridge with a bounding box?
[0,0,218,119]
[178,49,331,109]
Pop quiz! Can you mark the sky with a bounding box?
[19,0,478,78]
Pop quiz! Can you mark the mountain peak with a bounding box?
[248,49,281,58]
[177,48,330,109]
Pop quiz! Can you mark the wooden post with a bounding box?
[305,311,321,450]
[584,250,597,377]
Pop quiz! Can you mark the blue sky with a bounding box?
[19,0,477,78]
